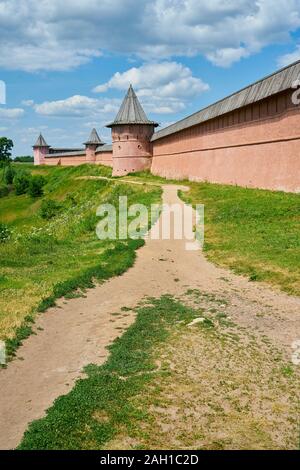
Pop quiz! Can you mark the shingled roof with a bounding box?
[152,59,300,141]
[84,128,103,145]
[33,133,49,147]
[107,85,158,127]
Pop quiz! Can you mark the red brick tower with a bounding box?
[84,128,104,163]
[107,85,158,176]
[33,134,50,166]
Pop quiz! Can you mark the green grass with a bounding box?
[18,295,196,450]
[180,182,300,295]
[18,293,299,450]
[0,164,162,358]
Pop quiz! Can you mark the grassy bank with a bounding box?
[19,292,299,450]
[0,164,161,359]
[123,171,300,295]
[180,183,300,295]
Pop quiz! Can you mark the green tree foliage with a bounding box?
[13,170,31,195]
[28,175,46,198]
[4,165,15,185]
[40,199,62,219]
[0,137,13,165]
[14,156,34,163]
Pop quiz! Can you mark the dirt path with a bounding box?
[0,183,299,450]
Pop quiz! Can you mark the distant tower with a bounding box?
[106,85,158,176]
[84,128,103,163]
[33,134,50,166]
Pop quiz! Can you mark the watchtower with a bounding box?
[107,85,158,176]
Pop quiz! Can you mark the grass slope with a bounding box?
[0,164,161,359]
[19,293,299,450]
[180,183,300,295]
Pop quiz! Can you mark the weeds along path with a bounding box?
[0,182,299,449]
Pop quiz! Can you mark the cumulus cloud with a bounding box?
[33,95,120,118]
[277,45,300,67]
[94,62,209,96]
[0,0,300,71]
[0,108,24,118]
[206,47,250,67]
[94,62,209,114]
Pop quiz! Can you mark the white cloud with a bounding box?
[277,45,300,67]
[94,62,209,114]
[21,99,35,106]
[0,44,101,72]
[33,95,120,117]
[206,47,250,67]
[0,0,300,71]
[0,108,24,118]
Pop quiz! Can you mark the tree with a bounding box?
[13,170,31,195]
[0,137,13,165]
[28,175,46,197]
[14,156,34,163]
[4,165,15,185]
[40,199,62,219]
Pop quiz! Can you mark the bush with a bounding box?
[0,223,11,243]
[4,165,15,185]
[0,184,9,198]
[13,170,31,195]
[40,199,62,220]
[28,175,46,198]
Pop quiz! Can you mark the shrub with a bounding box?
[13,170,31,195]
[0,184,9,198]
[0,223,11,243]
[28,175,46,198]
[40,199,62,220]
[4,165,16,185]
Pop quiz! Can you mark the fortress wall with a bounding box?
[44,155,87,166]
[95,150,113,167]
[44,151,113,167]
[151,91,300,193]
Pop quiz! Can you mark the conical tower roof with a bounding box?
[84,128,103,145]
[107,85,158,127]
[33,133,49,147]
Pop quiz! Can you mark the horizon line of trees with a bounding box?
[0,136,33,165]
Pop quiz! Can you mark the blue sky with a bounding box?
[1,0,300,156]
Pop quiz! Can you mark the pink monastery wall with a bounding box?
[42,150,113,167]
[151,90,300,193]
[95,150,113,167]
[44,155,86,166]
[34,84,300,193]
